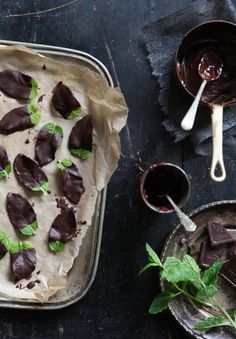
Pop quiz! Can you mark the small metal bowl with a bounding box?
[140,162,190,214]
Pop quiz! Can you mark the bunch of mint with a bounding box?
[140,243,236,332]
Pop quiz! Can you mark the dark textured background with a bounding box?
[0,1,236,338]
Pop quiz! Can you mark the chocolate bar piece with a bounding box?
[198,240,227,268]
[228,242,236,257]
[221,256,236,288]
[207,221,234,247]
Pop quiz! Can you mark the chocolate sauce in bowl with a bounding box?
[176,21,236,106]
[142,164,189,211]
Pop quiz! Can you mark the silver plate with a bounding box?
[161,200,236,339]
[0,40,114,310]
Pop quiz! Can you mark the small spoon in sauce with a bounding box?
[181,52,223,131]
[165,194,196,232]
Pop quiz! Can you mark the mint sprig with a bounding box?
[69,148,92,160]
[66,107,82,120]
[29,78,38,101]
[42,123,63,137]
[28,103,40,125]
[31,181,48,196]
[57,159,73,171]
[20,220,38,236]
[49,241,65,252]
[0,162,11,179]
[140,243,236,333]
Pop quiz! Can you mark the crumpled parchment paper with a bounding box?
[0,45,128,301]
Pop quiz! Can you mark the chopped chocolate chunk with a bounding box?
[207,221,234,247]
[52,81,81,119]
[0,243,7,259]
[24,138,30,144]
[0,104,40,135]
[188,242,201,256]
[38,94,45,103]
[6,193,38,236]
[68,115,93,159]
[0,70,37,100]
[221,256,236,288]
[35,123,63,167]
[57,159,85,204]
[198,240,227,268]
[11,248,36,281]
[14,154,48,195]
[43,64,46,70]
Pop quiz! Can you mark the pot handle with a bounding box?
[210,104,226,182]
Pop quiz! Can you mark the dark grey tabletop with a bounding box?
[1,1,236,338]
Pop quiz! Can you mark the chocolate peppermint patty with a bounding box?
[6,193,38,236]
[14,154,48,195]
[0,70,38,100]
[0,104,40,135]
[0,144,11,179]
[11,242,37,281]
[52,81,82,119]
[49,208,77,252]
[57,159,85,204]
[35,123,63,167]
[68,115,93,159]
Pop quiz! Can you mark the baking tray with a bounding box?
[0,40,114,310]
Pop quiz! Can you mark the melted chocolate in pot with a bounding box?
[177,22,236,105]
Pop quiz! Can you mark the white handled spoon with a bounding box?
[181,52,223,131]
[166,194,196,232]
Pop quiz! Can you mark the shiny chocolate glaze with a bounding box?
[49,208,76,243]
[0,144,10,171]
[14,153,48,191]
[0,243,7,259]
[68,115,93,152]
[176,21,236,105]
[0,70,32,100]
[52,81,81,119]
[35,127,63,167]
[0,106,33,135]
[7,193,36,230]
[62,163,85,204]
[11,248,37,281]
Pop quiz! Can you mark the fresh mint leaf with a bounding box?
[70,148,92,160]
[67,107,82,120]
[161,256,201,288]
[194,316,229,332]
[49,241,65,252]
[20,220,38,236]
[149,292,178,314]
[196,285,218,300]
[183,254,200,274]
[29,78,38,100]
[146,243,163,267]
[42,123,63,137]
[32,181,48,196]
[232,309,236,322]
[202,261,222,286]
[139,263,159,276]
[28,103,40,125]
[57,159,73,171]
[0,162,11,179]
